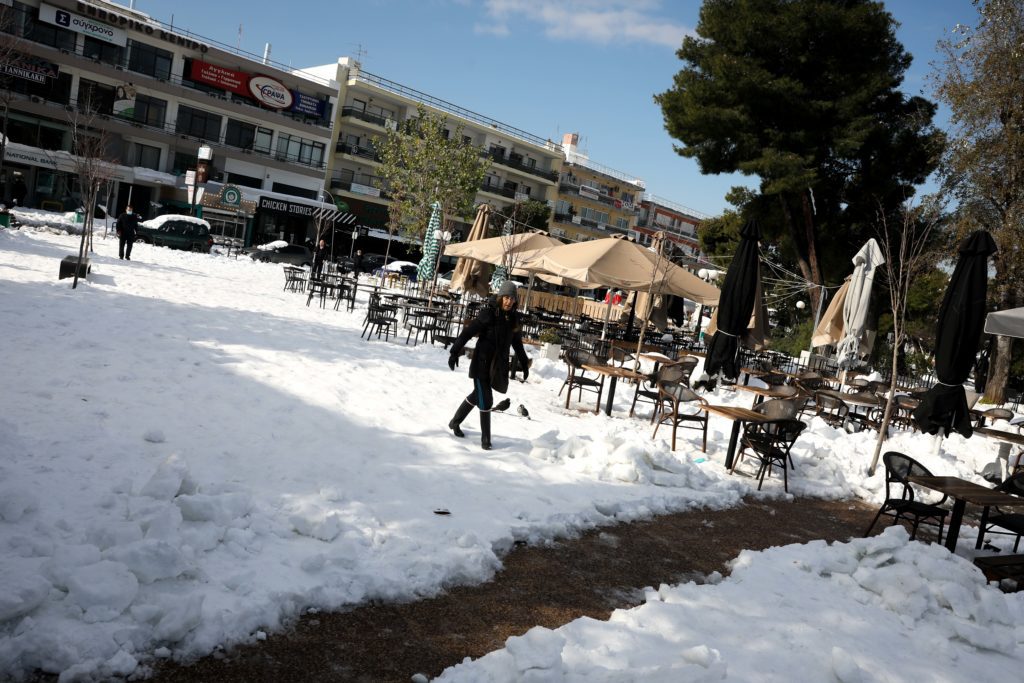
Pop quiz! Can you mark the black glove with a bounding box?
[448,354,458,371]
[521,367,529,381]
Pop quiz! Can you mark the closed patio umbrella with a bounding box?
[415,201,443,283]
[836,238,885,369]
[811,278,850,348]
[912,230,998,438]
[700,221,762,387]
[449,203,492,298]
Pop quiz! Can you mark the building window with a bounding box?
[205,213,246,242]
[225,119,256,149]
[580,206,609,224]
[275,133,324,167]
[132,143,161,171]
[271,182,316,200]
[18,2,76,51]
[226,172,262,189]
[76,79,115,114]
[127,39,173,80]
[176,105,222,141]
[254,127,272,154]
[555,200,571,215]
[133,94,167,128]
[616,217,629,230]
[83,36,123,66]
[8,71,72,105]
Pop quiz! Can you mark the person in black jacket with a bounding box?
[116,205,139,260]
[447,281,530,450]
[312,239,328,276]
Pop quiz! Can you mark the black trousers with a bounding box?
[118,235,133,259]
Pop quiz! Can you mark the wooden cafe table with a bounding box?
[732,383,795,408]
[908,475,1024,552]
[699,404,772,470]
[582,364,647,417]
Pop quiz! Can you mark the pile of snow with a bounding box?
[254,239,289,250]
[437,527,1024,681]
[0,225,1021,681]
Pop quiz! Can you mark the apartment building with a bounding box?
[2,0,341,246]
[548,133,644,243]
[303,57,564,258]
[636,195,706,262]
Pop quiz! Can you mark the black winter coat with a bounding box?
[450,298,529,394]
[117,211,139,238]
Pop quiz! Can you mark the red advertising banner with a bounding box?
[189,59,250,97]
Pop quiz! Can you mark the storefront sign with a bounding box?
[220,185,243,207]
[41,2,127,46]
[190,60,250,97]
[290,91,324,117]
[349,182,380,198]
[249,76,293,110]
[1,56,58,84]
[258,196,315,217]
[75,1,209,52]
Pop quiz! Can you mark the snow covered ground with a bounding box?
[1,216,1022,681]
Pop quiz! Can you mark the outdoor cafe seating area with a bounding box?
[276,240,1024,584]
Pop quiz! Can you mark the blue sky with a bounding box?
[136,0,978,216]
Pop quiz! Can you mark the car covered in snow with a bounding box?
[248,240,313,267]
[134,215,214,253]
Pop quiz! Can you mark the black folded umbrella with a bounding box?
[912,230,998,437]
[702,221,761,386]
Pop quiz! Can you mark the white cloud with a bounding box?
[478,0,693,48]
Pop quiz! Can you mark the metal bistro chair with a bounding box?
[283,265,306,293]
[631,355,699,421]
[361,292,398,341]
[975,407,1015,429]
[891,394,921,431]
[813,391,851,429]
[559,347,606,412]
[731,418,807,492]
[630,361,686,422]
[975,471,1024,552]
[732,399,802,472]
[652,382,709,452]
[864,452,948,543]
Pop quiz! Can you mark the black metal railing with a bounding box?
[339,106,394,129]
[336,141,381,162]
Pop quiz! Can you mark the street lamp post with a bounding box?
[191,144,212,217]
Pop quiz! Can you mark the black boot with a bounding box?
[448,400,473,438]
[480,411,492,450]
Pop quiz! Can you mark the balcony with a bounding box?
[340,105,396,129]
[330,171,390,199]
[479,183,519,200]
[484,149,558,182]
[336,141,381,162]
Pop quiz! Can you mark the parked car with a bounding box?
[135,215,214,253]
[248,241,313,267]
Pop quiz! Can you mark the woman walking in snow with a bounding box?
[446,281,529,450]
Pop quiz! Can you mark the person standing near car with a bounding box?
[312,239,328,277]
[353,249,364,277]
[446,281,529,450]
[117,205,139,260]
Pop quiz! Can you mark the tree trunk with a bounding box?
[868,333,903,476]
[984,335,1013,404]
[778,193,811,286]
[800,191,824,312]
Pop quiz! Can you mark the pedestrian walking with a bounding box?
[116,205,139,260]
[312,239,328,276]
[446,281,529,450]
[353,249,364,276]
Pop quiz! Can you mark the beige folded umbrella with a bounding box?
[449,204,492,298]
[811,277,850,348]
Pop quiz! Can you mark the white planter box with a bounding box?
[541,343,562,361]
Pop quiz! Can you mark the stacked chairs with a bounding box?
[361,292,398,341]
